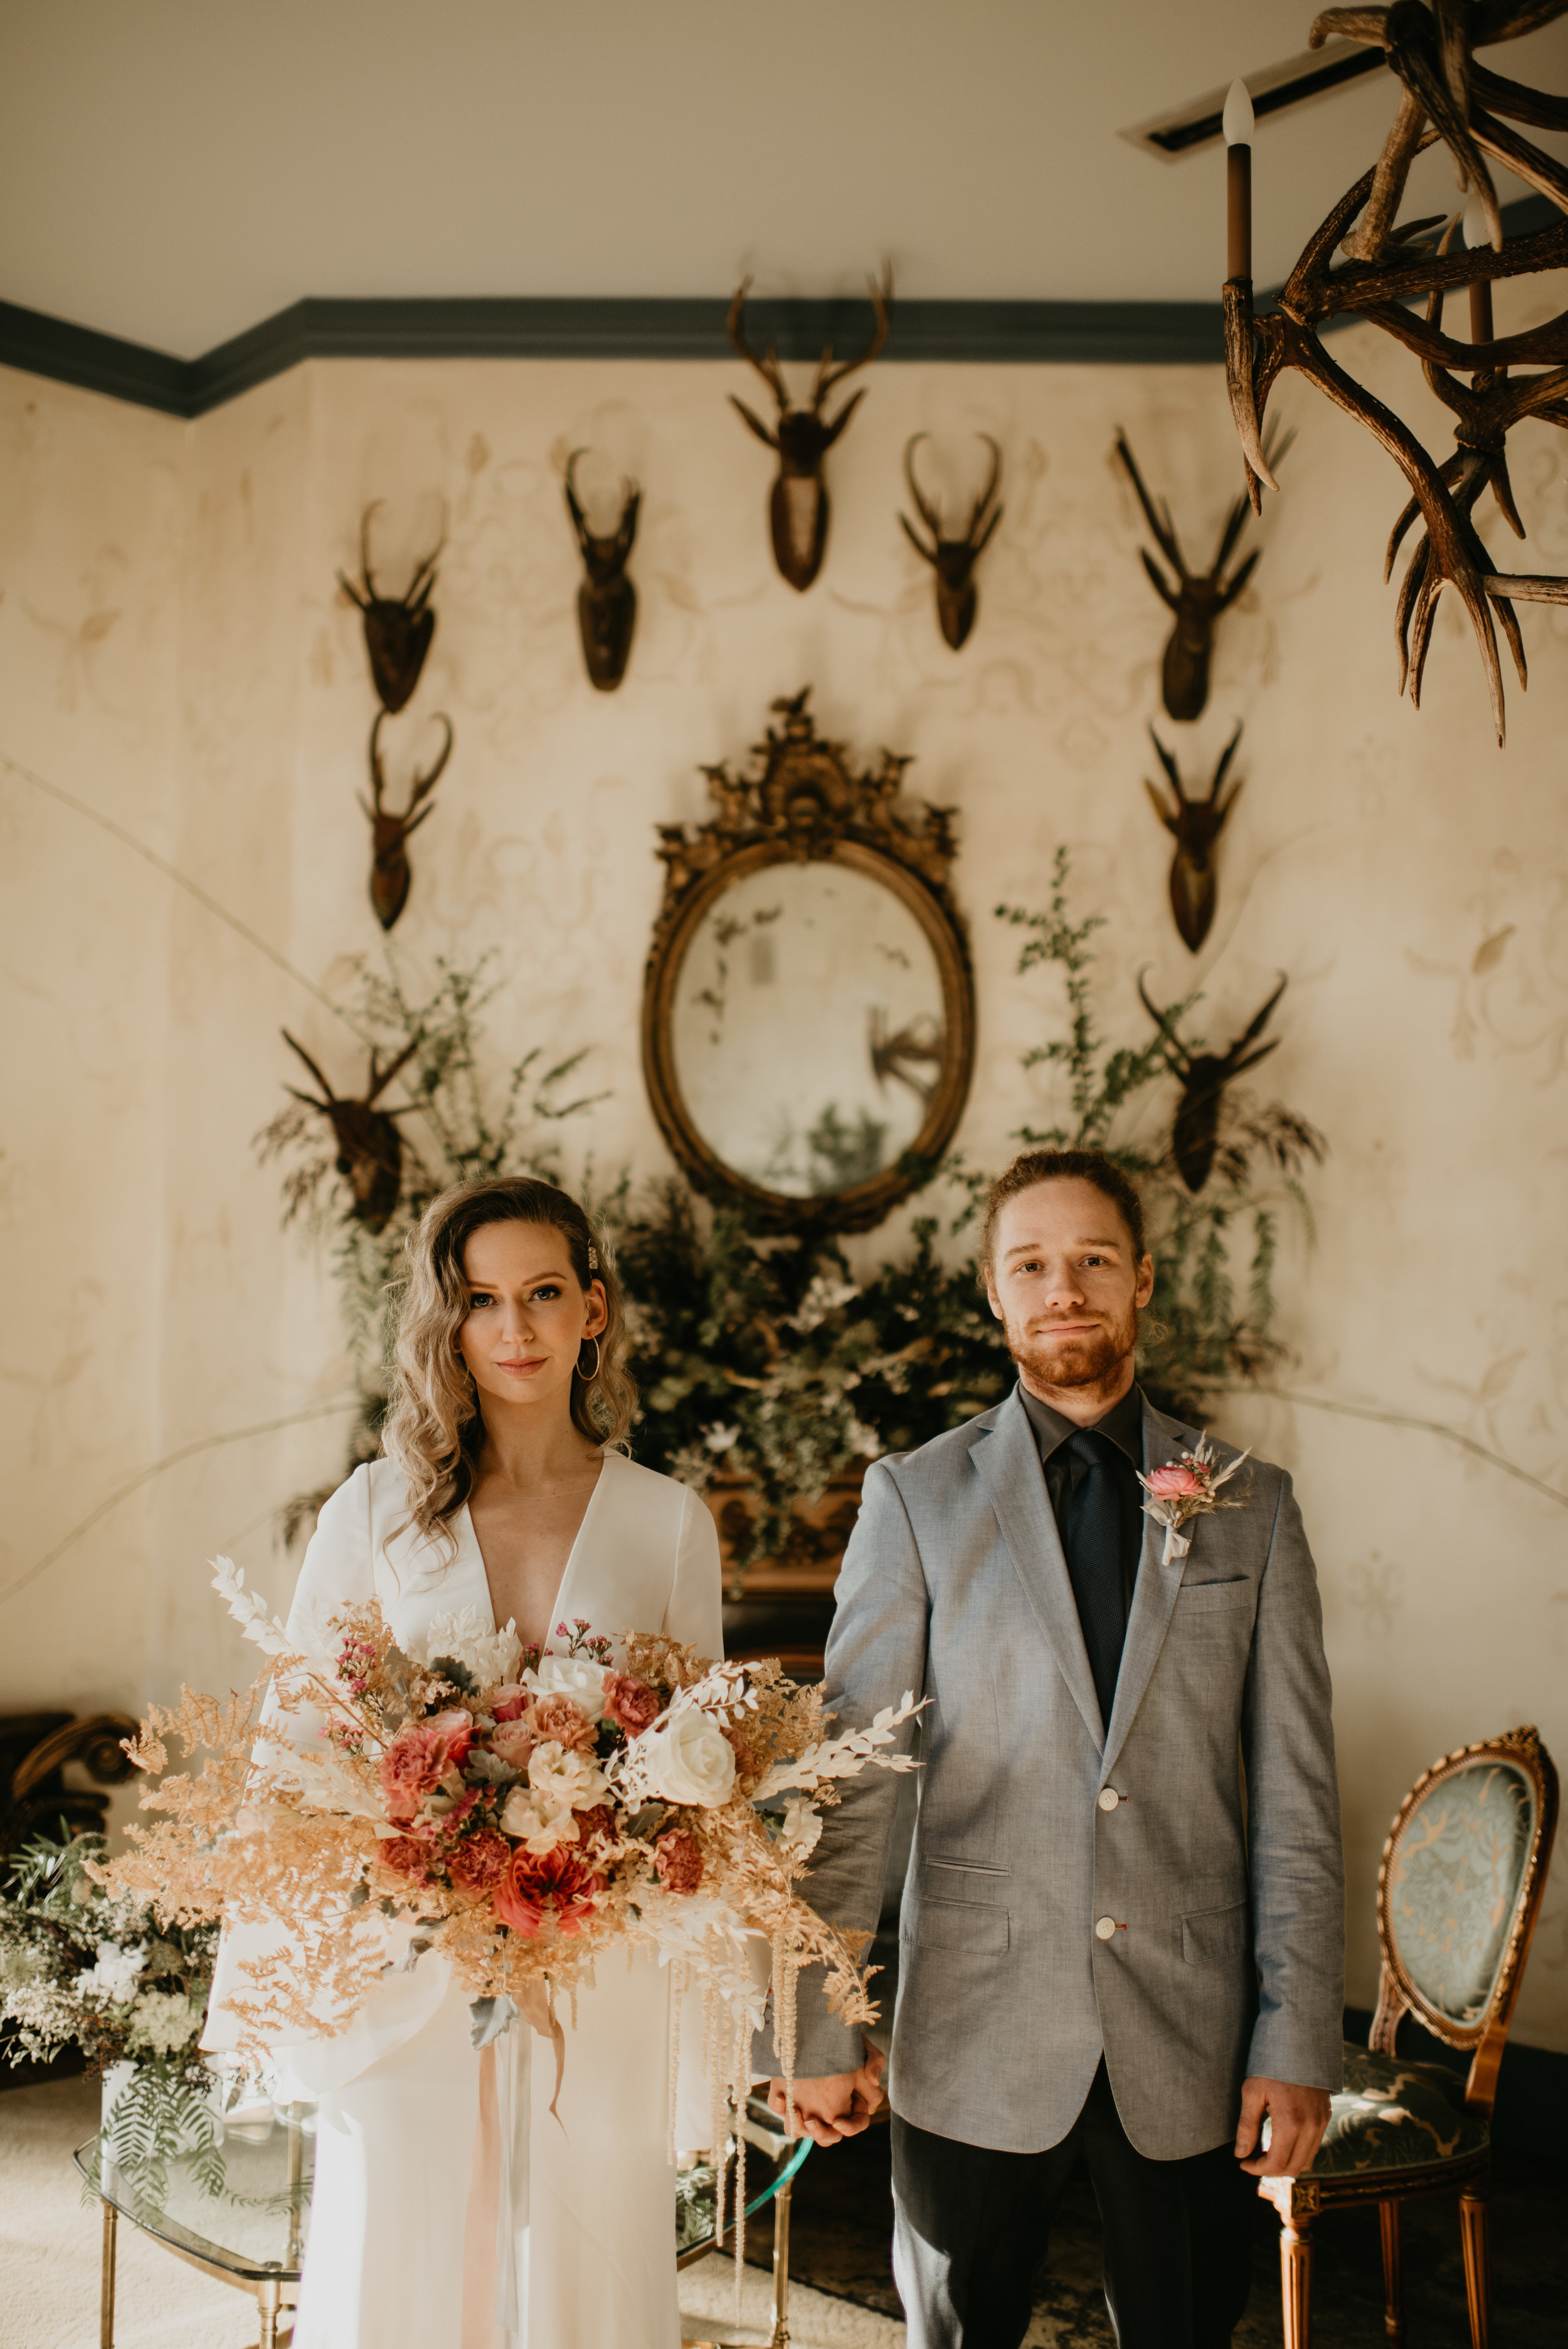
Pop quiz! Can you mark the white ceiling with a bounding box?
[4,0,1567,358]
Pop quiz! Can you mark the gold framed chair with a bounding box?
[1259,1723,1557,2349]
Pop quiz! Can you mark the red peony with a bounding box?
[493,1842,606,1938]
[448,1827,512,1895]
[654,1828,704,1896]
[531,1695,595,1752]
[378,1709,475,1821]
[603,1672,660,1735]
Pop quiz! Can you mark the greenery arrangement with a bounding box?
[265,865,1323,1574]
[0,1828,222,2215]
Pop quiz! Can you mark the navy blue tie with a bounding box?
[1057,1429,1130,1729]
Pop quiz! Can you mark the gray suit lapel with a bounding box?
[1099,1399,1199,1781]
[970,1389,1104,1750]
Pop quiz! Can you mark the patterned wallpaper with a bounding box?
[1,299,1564,2041]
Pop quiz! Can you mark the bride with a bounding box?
[204,1174,723,2348]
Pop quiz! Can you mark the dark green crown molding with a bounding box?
[3,198,1557,418]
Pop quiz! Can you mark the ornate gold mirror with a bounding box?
[642,690,974,1231]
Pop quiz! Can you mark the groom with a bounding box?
[766,1149,1343,2349]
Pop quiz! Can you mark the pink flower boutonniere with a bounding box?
[1136,1434,1250,1566]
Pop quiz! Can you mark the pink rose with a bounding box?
[1144,1463,1207,1500]
[490,1685,527,1723]
[654,1828,704,1896]
[378,1709,475,1821]
[603,1672,660,1736]
[531,1695,596,1752]
[494,1843,605,1938]
[488,1718,538,1773]
[448,1828,512,1896]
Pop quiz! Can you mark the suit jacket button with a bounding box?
[1094,1916,1118,1940]
[1097,1789,1121,1812]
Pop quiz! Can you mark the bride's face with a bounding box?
[456,1221,607,1420]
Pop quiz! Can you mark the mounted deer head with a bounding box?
[1145,722,1245,954]
[899,433,1004,649]
[337,501,445,713]
[728,268,893,591]
[564,448,640,692]
[1114,425,1291,721]
[280,1030,423,1230]
[361,708,453,931]
[1138,972,1287,1193]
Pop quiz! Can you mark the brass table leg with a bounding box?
[257,2274,283,2349]
[770,2177,792,2348]
[100,2198,117,2349]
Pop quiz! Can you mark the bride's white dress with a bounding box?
[203,1448,723,2349]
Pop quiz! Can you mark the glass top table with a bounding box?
[77,2093,810,2348]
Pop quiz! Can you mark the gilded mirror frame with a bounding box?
[642,689,974,1232]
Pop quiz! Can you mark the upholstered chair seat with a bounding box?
[1310,2046,1490,2178]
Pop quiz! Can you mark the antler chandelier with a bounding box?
[1223,3,1568,744]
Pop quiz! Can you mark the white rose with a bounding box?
[638,1705,737,1810]
[527,1740,608,1811]
[499,1788,575,1853]
[526,1655,610,1722]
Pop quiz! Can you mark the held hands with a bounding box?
[1234,2076,1331,2178]
[766,2046,886,2147]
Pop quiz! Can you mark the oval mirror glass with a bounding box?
[669,861,946,1197]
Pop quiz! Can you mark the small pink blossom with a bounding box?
[490,1684,527,1723]
[1143,1462,1207,1500]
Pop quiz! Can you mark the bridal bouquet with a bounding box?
[95,1562,919,2173]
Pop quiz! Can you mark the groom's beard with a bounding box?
[1007,1303,1138,1392]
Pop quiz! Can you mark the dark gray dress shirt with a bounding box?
[1017,1380,1147,1722]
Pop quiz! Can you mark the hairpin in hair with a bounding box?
[587,1244,600,1270]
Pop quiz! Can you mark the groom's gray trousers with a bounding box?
[762,1389,1343,2343]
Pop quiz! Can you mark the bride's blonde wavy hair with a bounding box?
[383,1175,635,1557]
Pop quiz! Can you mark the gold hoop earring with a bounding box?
[576,1336,602,1381]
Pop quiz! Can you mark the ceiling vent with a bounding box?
[1121,39,1389,161]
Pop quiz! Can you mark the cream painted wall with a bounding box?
[3,304,1565,2047]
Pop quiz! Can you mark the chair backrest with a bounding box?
[1371,1724,1558,2114]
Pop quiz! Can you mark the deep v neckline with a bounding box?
[457,1450,613,1641]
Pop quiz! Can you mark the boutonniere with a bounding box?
[1136,1434,1250,1566]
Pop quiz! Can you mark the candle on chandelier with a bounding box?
[1224,80,1254,282]
[1464,193,1495,348]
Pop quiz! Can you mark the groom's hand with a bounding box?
[767,2047,886,2146]
[1235,2076,1332,2177]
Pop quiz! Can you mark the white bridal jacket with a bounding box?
[203,1448,724,2349]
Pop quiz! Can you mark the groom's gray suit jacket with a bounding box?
[789,1388,1344,2161]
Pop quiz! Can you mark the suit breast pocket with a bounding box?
[1174,1577,1254,1616]
[913,1898,1009,1955]
[1182,1900,1251,1965]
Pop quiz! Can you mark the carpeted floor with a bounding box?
[6,2076,1562,2348]
[768,2112,1568,2346]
